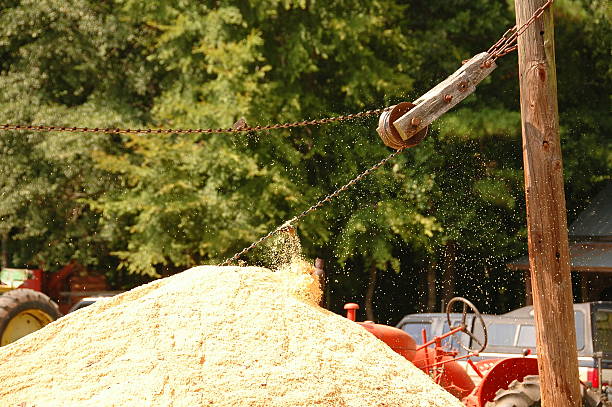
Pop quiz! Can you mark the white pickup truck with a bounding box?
[396,301,612,404]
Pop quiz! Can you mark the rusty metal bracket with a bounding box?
[391,52,497,142]
[377,102,429,149]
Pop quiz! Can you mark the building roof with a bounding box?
[509,182,612,272]
[569,182,612,240]
[508,242,612,272]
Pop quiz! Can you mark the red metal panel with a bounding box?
[19,269,43,292]
[466,357,539,406]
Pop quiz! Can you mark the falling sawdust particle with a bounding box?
[0,261,462,406]
[262,226,304,271]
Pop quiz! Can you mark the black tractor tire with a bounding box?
[0,288,61,346]
[486,375,541,407]
[583,387,612,407]
[486,375,611,407]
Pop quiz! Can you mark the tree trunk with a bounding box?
[426,261,437,312]
[580,273,589,303]
[1,231,8,269]
[525,270,533,306]
[441,241,457,309]
[365,264,377,322]
[314,258,326,308]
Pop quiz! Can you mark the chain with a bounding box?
[0,1,553,268]
[486,0,554,63]
[217,0,552,265]
[0,108,389,136]
[1,2,554,135]
[219,146,406,266]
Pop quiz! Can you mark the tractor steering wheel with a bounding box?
[445,297,488,354]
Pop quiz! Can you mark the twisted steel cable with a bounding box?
[219,146,407,266]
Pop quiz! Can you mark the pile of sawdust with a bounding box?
[0,263,462,407]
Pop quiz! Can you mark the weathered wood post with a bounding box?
[514,0,582,405]
[314,258,326,308]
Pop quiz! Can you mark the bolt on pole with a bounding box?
[514,0,582,406]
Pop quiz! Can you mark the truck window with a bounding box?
[574,311,585,351]
[442,319,466,352]
[488,323,517,346]
[593,310,612,353]
[400,322,431,345]
[512,311,585,350]
[517,324,536,348]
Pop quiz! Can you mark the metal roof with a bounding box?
[569,182,612,240]
[508,241,612,272]
[509,182,612,272]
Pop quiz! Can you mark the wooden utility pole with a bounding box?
[1,231,8,269]
[514,0,582,406]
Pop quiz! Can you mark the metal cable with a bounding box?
[0,1,555,267]
[0,1,553,135]
[0,108,389,136]
[486,0,554,63]
[218,0,555,264]
[219,146,407,266]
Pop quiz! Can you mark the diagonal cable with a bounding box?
[219,146,407,266]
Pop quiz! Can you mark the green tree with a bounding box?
[0,0,153,270]
[92,0,424,282]
[0,0,609,323]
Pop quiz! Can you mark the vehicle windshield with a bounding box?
[472,311,586,351]
[514,312,585,350]
[442,319,467,351]
[593,310,612,353]
[0,268,33,288]
[400,322,431,345]
[488,323,517,346]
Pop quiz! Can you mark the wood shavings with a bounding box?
[0,265,462,407]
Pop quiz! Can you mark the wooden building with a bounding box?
[509,182,612,304]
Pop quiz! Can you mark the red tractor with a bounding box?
[0,262,109,346]
[344,297,608,407]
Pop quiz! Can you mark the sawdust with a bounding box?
[255,226,304,270]
[0,263,462,407]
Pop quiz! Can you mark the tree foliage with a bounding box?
[0,0,609,320]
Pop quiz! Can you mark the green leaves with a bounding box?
[0,0,147,269]
[0,0,609,317]
[91,130,303,275]
[473,179,516,210]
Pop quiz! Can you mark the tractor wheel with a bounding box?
[0,288,61,346]
[582,386,612,407]
[486,375,611,407]
[486,375,541,407]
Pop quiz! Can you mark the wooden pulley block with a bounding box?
[376,102,429,150]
